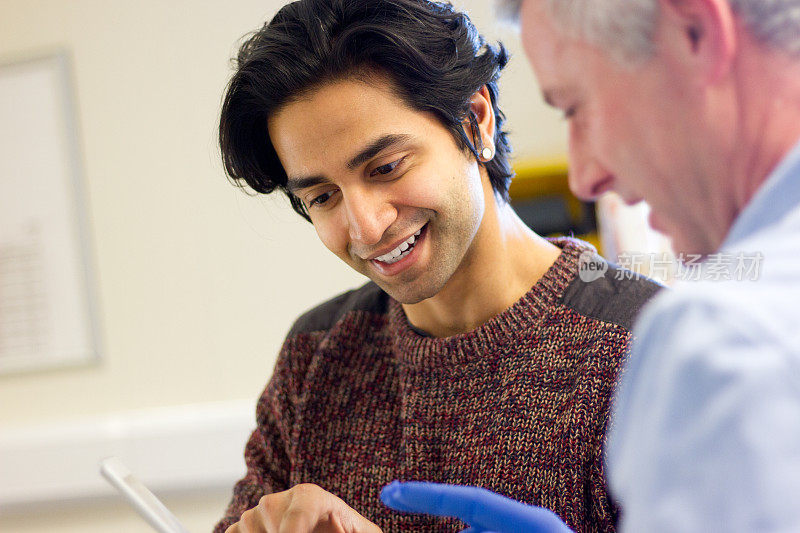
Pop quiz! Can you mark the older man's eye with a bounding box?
[371,157,405,177]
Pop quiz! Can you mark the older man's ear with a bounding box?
[660,0,737,83]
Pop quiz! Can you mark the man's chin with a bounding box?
[671,232,719,259]
[649,214,719,258]
[373,277,442,305]
[379,284,436,305]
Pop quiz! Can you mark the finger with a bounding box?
[278,506,316,533]
[381,481,572,533]
[276,485,326,533]
[278,483,380,533]
[253,492,291,532]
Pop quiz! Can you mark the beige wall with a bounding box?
[0,1,566,531]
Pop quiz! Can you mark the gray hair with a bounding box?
[497,0,800,61]
[495,0,523,23]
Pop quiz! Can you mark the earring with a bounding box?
[481,147,494,161]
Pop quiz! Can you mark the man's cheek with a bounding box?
[314,223,347,258]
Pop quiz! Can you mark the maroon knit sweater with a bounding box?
[214,238,660,533]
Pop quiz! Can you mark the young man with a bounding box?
[214,1,659,532]
[384,0,800,531]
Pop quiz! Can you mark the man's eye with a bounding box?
[309,190,335,207]
[562,106,577,120]
[371,157,404,177]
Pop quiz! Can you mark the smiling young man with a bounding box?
[213,1,660,532]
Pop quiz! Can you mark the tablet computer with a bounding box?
[100,456,191,533]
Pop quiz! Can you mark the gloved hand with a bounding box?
[380,481,573,533]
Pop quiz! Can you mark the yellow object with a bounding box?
[510,158,601,252]
[509,157,570,198]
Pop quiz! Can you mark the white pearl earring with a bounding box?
[481,147,493,161]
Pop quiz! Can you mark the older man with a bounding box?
[383,0,800,531]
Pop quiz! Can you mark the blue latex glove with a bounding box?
[380,481,573,533]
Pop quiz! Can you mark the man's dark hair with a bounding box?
[219,0,513,222]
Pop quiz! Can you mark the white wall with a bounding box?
[0,1,567,531]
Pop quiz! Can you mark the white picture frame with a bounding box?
[0,52,100,373]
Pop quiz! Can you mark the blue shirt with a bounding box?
[607,139,800,532]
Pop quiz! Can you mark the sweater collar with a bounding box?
[387,237,590,369]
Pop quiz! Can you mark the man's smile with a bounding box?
[370,226,423,263]
[368,223,429,276]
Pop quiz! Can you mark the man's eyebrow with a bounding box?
[346,134,413,170]
[286,175,329,194]
[285,134,413,194]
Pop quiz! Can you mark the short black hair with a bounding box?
[219,0,513,221]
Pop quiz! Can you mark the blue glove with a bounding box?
[380,481,573,533]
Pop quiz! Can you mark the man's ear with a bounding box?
[467,85,496,154]
[660,0,737,83]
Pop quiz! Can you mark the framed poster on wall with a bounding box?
[0,52,100,373]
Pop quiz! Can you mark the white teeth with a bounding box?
[382,249,410,264]
[374,227,424,263]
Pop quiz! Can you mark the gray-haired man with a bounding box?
[383,0,800,530]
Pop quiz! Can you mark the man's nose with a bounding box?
[568,158,615,201]
[344,189,396,246]
[567,132,614,201]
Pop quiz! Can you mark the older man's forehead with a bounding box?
[517,1,576,82]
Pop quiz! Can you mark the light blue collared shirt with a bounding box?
[607,138,800,532]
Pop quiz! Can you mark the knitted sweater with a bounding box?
[214,238,661,533]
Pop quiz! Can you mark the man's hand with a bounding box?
[380,481,573,533]
[225,483,383,533]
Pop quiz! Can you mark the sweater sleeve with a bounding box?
[212,332,317,533]
[586,441,619,532]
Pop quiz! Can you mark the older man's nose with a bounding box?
[566,123,616,201]
[568,159,616,201]
[567,133,615,201]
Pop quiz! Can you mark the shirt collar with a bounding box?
[723,137,800,248]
